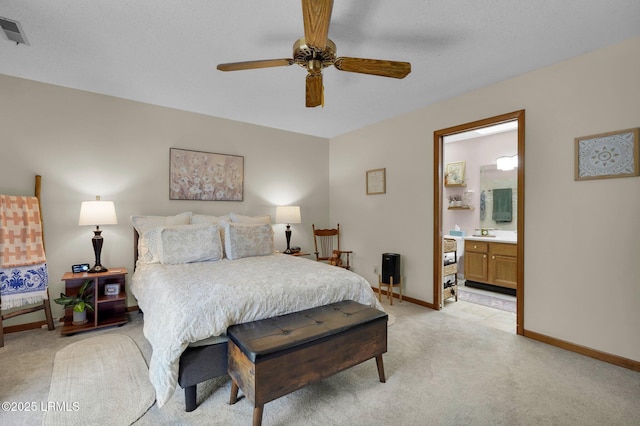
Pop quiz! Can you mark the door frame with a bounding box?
[433,110,525,335]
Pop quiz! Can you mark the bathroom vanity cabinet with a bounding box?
[464,240,517,289]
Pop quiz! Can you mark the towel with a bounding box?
[492,188,513,223]
[0,195,49,309]
[0,263,48,309]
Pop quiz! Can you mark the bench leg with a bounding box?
[253,405,264,426]
[375,355,386,383]
[184,385,197,412]
[229,379,239,405]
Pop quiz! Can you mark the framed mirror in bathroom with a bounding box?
[479,164,517,230]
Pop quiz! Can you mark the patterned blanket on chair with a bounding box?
[0,195,49,310]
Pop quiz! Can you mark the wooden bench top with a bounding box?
[227,300,387,363]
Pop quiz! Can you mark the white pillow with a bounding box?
[131,212,192,234]
[229,212,271,224]
[224,222,274,260]
[159,223,223,264]
[191,214,230,225]
[137,227,163,264]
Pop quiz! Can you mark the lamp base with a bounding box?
[89,226,108,273]
[284,225,294,254]
[88,265,108,273]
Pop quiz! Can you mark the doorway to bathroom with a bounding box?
[433,110,525,335]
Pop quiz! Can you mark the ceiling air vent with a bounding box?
[0,17,29,45]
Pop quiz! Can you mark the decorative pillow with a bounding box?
[224,222,274,260]
[229,212,271,224]
[191,214,231,256]
[159,223,223,264]
[131,212,192,234]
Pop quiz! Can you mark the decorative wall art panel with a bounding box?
[170,148,244,200]
[575,128,639,181]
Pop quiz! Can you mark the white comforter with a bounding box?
[131,253,383,407]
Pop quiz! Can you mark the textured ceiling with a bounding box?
[1,1,639,138]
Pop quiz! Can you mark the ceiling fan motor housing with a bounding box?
[293,37,336,69]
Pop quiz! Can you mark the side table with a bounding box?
[59,267,128,335]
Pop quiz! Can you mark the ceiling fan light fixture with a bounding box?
[216,0,411,107]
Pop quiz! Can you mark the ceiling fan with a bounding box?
[217,0,411,107]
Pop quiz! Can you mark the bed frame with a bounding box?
[133,229,228,412]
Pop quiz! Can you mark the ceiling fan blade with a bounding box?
[302,0,333,49]
[217,58,294,71]
[306,72,323,108]
[334,57,411,79]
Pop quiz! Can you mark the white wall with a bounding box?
[1,74,329,325]
[330,36,640,362]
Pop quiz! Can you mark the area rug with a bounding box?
[43,334,155,426]
[457,288,516,313]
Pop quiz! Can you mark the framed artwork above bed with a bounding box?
[169,148,244,201]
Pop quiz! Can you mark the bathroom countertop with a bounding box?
[464,235,517,244]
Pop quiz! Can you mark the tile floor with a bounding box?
[442,282,517,334]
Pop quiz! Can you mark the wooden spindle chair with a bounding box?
[312,224,352,270]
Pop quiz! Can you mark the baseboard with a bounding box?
[524,329,640,372]
[3,306,140,334]
[3,318,62,334]
[372,287,639,372]
[373,287,438,310]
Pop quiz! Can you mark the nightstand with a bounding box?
[59,267,128,335]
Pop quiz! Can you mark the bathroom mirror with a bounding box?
[478,164,517,230]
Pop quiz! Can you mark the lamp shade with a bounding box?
[275,206,301,224]
[78,197,117,226]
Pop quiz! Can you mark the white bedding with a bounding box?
[131,253,383,407]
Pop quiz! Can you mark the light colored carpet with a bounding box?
[387,313,396,326]
[1,303,639,425]
[42,334,155,426]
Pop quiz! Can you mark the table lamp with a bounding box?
[275,206,301,254]
[78,196,117,273]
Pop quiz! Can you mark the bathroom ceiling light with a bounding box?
[497,154,518,171]
[477,121,518,135]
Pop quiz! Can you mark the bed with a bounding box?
[130,212,382,410]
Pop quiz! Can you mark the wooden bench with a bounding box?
[227,300,388,426]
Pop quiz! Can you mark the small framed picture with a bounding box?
[366,168,386,195]
[445,161,466,186]
[575,128,639,181]
[104,283,120,296]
